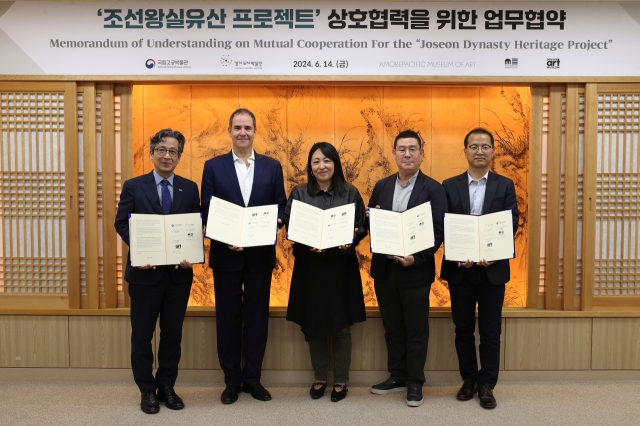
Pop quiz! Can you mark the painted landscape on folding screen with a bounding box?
[132,85,530,307]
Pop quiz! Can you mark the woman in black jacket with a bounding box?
[285,142,367,402]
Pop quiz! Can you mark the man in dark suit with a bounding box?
[114,129,200,414]
[201,108,287,404]
[367,130,447,407]
[441,128,519,409]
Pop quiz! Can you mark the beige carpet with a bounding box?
[1,381,639,425]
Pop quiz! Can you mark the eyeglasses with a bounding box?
[154,147,180,158]
[467,145,493,153]
[396,147,421,155]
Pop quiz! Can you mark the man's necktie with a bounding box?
[161,179,172,214]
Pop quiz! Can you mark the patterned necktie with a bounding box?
[161,179,172,214]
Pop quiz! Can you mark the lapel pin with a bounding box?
[179,189,183,192]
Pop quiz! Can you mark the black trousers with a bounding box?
[214,269,273,387]
[374,261,431,387]
[449,265,505,389]
[128,268,192,393]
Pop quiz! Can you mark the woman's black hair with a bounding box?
[306,142,346,196]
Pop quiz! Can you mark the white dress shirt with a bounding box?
[468,171,489,216]
[232,149,255,207]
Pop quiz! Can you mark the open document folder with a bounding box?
[369,202,434,257]
[444,210,514,262]
[286,199,356,250]
[128,213,204,267]
[205,196,278,247]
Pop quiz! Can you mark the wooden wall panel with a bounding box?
[262,317,312,370]
[504,318,592,370]
[1,314,640,373]
[114,85,131,308]
[545,85,563,310]
[64,82,81,309]
[581,84,598,310]
[0,315,68,367]
[0,84,72,307]
[592,318,640,369]
[97,84,118,309]
[351,318,387,370]
[425,318,458,370]
[69,316,130,368]
[121,85,137,308]
[563,84,580,310]
[179,317,219,370]
[590,88,640,309]
[0,294,67,309]
[79,84,99,310]
[528,85,545,308]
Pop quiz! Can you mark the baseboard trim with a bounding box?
[1,368,639,385]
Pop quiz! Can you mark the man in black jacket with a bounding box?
[115,129,200,414]
[441,128,519,409]
[368,130,446,407]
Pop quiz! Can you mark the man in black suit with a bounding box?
[368,130,446,407]
[114,129,200,414]
[201,108,287,404]
[441,128,519,409]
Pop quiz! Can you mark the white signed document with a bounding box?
[287,200,356,250]
[129,213,204,267]
[369,202,435,256]
[205,196,278,247]
[444,210,514,262]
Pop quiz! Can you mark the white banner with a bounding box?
[1,1,639,76]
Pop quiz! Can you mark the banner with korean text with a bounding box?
[0,1,639,76]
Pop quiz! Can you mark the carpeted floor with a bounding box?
[1,381,639,425]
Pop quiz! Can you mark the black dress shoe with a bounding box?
[140,391,160,414]
[309,382,326,399]
[157,385,185,410]
[371,377,408,394]
[330,384,348,402]
[221,385,242,404]
[406,386,424,407]
[478,385,497,409]
[456,380,477,401]
[242,382,272,401]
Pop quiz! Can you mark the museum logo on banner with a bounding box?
[546,58,561,69]
[145,59,191,69]
[220,55,232,67]
[505,58,518,69]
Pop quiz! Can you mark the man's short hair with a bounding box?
[149,128,185,154]
[228,108,257,130]
[394,130,423,149]
[463,128,494,147]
